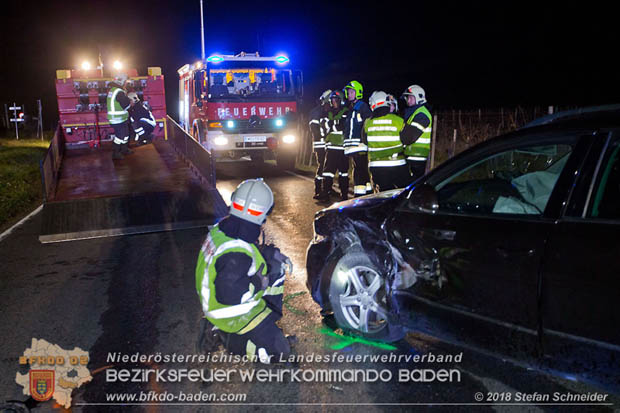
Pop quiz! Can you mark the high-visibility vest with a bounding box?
[106,86,129,124]
[364,114,407,167]
[323,107,348,148]
[404,105,432,160]
[195,225,273,334]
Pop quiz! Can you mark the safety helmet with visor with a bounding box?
[229,178,274,225]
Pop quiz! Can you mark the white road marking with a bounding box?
[0,204,43,243]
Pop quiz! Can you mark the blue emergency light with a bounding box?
[207,55,224,63]
[275,55,289,64]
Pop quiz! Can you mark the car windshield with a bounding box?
[207,67,294,102]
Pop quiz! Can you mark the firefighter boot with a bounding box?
[316,176,333,203]
[313,178,323,199]
[339,175,349,201]
[112,144,124,160]
[121,143,134,155]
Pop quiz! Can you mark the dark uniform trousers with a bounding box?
[219,305,290,363]
[370,164,412,192]
[323,148,349,199]
[407,159,427,182]
[314,148,326,195]
[351,152,370,195]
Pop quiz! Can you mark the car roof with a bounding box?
[521,104,620,130]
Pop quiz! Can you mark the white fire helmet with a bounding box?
[229,178,274,225]
[319,89,332,105]
[368,91,389,111]
[402,84,426,105]
[127,92,139,103]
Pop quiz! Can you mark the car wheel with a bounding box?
[328,251,399,341]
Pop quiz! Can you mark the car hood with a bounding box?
[320,188,405,212]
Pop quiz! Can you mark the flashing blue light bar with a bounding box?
[207,55,224,63]
[275,118,284,127]
[226,120,235,128]
[275,55,289,64]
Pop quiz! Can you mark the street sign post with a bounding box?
[9,102,23,139]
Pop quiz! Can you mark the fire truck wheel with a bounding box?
[277,152,296,170]
[250,152,265,164]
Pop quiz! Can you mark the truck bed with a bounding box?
[39,135,227,243]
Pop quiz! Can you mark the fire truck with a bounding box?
[55,65,167,146]
[178,52,303,169]
[39,62,225,243]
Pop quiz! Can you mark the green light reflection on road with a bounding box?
[319,327,397,351]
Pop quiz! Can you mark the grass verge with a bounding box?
[0,137,51,232]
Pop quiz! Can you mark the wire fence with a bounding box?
[296,105,573,168]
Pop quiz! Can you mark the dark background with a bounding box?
[1,0,618,128]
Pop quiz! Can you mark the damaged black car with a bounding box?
[306,106,620,387]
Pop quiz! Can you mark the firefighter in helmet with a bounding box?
[343,80,373,196]
[317,90,350,202]
[127,92,156,145]
[107,73,133,160]
[387,94,398,113]
[402,84,432,180]
[363,91,421,191]
[309,90,332,199]
[196,179,293,363]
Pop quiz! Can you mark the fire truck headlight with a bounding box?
[275,118,284,127]
[113,60,123,70]
[81,61,91,70]
[226,120,235,128]
[282,134,296,144]
[214,137,229,146]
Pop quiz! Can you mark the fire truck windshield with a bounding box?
[206,66,294,102]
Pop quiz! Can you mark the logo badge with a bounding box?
[29,370,54,402]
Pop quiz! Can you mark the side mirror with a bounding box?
[407,184,439,213]
[293,70,304,97]
[194,70,204,101]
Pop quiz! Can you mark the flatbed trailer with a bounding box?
[39,116,227,243]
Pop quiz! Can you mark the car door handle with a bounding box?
[496,247,536,258]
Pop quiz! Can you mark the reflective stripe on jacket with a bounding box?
[106,87,129,124]
[404,105,432,159]
[195,225,270,333]
[364,113,406,167]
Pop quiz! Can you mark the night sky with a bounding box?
[1,1,618,128]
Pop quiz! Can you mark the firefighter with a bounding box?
[387,94,398,113]
[107,73,132,160]
[343,80,373,196]
[363,91,420,191]
[402,84,432,180]
[196,179,293,363]
[127,92,156,145]
[318,90,350,202]
[309,90,332,199]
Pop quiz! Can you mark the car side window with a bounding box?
[434,143,574,216]
[589,136,620,219]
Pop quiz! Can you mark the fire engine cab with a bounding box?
[178,52,303,169]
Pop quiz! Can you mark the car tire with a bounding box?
[328,251,403,341]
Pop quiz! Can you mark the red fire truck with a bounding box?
[178,52,303,169]
[55,65,167,146]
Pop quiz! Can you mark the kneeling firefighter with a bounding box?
[127,92,156,145]
[195,179,293,363]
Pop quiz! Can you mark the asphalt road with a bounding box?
[0,159,618,412]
